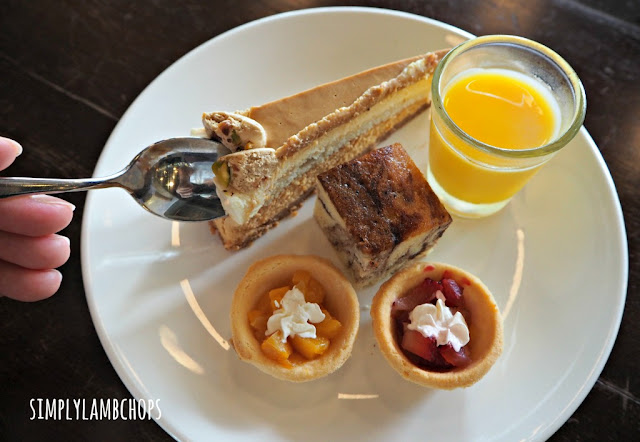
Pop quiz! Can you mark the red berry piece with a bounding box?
[422,278,443,301]
[392,288,425,316]
[442,270,455,280]
[441,278,463,307]
[439,343,470,367]
[392,278,442,315]
[401,329,437,362]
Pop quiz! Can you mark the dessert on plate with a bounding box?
[314,143,452,287]
[230,255,359,382]
[370,262,503,389]
[194,49,448,249]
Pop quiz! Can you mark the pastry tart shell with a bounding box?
[231,255,359,382]
[371,262,503,389]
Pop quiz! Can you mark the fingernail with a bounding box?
[51,269,63,284]
[57,235,71,246]
[30,194,76,211]
[0,136,23,156]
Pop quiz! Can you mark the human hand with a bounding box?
[0,137,74,301]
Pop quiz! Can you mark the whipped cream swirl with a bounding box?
[407,296,469,352]
[266,287,325,342]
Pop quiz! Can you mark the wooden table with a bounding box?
[1,1,637,440]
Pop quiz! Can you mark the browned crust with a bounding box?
[370,262,504,389]
[316,143,452,256]
[211,98,429,250]
[230,255,360,382]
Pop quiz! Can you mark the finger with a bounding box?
[0,231,70,270]
[0,195,75,236]
[0,260,62,301]
[0,136,23,170]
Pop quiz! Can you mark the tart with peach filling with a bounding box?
[230,255,359,382]
[371,262,503,389]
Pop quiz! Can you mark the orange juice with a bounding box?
[429,68,560,205]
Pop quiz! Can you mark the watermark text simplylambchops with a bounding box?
[29,398,161,421]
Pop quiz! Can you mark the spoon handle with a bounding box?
[0,176,121,198]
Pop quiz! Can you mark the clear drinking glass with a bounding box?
[427,35,586,218]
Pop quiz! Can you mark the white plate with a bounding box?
[81,7,628,441]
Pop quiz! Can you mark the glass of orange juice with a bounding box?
[427,35,586,218]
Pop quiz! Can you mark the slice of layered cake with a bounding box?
[194,50,448,250]
[314,143,452,287]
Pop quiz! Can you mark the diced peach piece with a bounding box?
[292,272,310,297]
[290,335,330,360]
[268,286,290,311]
[261,331,293,368]
[292,270,313,300]
[292,270,325,303]
[254,291,271,313]
[322,307,334,319]
[292,270,312,287]
[315,316,342,340]
[288,352,307,366]
[305,278,325,304]
[248,309,268,336]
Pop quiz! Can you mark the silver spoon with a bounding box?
[0,137,229,222]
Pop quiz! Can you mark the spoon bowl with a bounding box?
[0,137,229,222]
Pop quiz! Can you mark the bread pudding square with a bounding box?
[314,143,452,287]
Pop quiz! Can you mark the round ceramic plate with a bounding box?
[81,7,628,441]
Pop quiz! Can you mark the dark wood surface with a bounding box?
[1,1,638,440]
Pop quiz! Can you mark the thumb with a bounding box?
[0,137,23,171]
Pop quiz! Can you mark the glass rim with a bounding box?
[431,34,587,159]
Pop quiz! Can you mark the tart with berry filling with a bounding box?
[371,262,503,389]
[230,255,359,382]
